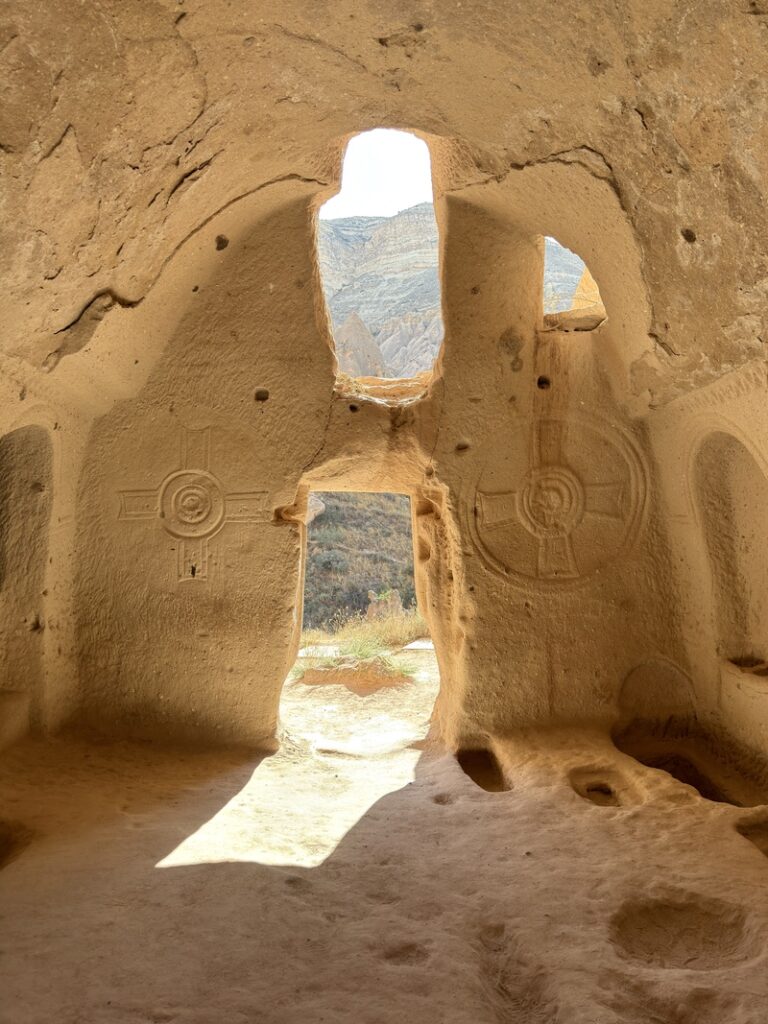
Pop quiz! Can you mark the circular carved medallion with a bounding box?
[159,470,225,539]
[517,466,586,539]
[468,416,648,585]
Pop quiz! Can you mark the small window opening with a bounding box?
[281,492,438,759]
[543,238,605,331]
[317,129,443,380]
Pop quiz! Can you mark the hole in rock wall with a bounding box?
[542,239,605,331]
[688,433,768,803]
[316,129,443,380]
[280,491,438,758]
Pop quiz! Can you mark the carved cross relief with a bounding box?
[118,427,269,581]
[471,416,647,584]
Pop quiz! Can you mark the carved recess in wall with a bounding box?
[468,416,648,585]
[118,427,270,580]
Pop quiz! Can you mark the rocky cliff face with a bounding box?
[317,203,441,377]
[376,309,442,378]
[318,205,586,378]
[543,236,589,312]
[333,312,386,377]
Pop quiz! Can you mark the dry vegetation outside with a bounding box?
[291,652,416,685]
[303,492,418,629]
[293,610,428,684]
[297,491,429,682]
[301,607,428,658]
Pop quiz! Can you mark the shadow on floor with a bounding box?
[0,734,767,1024]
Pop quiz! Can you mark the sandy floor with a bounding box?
[1,649,768,1023]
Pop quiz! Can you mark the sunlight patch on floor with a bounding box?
[156,745,421,869]
[158,649,439,870]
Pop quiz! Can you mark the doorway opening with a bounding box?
[316,129,443,380]
[281,491,438,758]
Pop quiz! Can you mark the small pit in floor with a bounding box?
[613,662,768,807]
[610,894,753,970]
[569,766,632,807]
[456,748,507,792]
[613,728,768,807]
[0,820,33,869]
[736,819,768,859]
[641,751,736,804]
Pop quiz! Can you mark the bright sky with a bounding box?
[319,129,434,220]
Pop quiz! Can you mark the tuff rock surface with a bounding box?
[2,2,768,1021]
[319,207,587,377]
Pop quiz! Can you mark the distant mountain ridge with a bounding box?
[318,204,585,378]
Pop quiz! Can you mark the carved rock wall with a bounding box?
[0,1,766,775]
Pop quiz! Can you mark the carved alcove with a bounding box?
[695,431,768,664]
[0,425,53,744]
[695,430,768,762]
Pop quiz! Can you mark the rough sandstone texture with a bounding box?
[0,0,766,764]
[3,3,768,1020]
[318,208,583,378]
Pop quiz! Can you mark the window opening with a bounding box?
[543,238,605,331]
[317,129,443,380]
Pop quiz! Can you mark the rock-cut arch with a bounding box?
[694,431,768,663]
